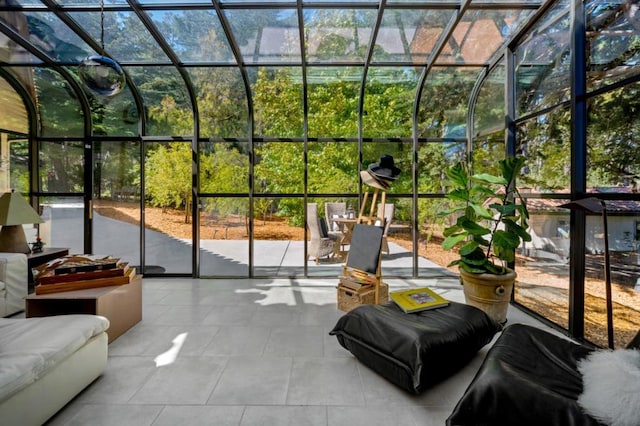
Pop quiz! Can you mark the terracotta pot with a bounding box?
[459,268,516,324]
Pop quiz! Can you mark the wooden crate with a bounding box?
[337,281,388,312]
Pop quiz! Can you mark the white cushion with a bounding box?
[577,348,640,426]
[0,315,110,400]
[332,215,340,232]
[0,253,27,317]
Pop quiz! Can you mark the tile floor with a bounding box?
[45,277,551,426]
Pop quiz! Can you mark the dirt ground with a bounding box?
[95,200,639,348]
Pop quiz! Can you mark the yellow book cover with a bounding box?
[389,287,449,313]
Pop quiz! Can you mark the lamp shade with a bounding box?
[0,191,43,226]
[0,191,43,254]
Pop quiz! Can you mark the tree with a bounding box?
[145,142,192,222]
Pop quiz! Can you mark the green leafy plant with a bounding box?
[439,156,531,275]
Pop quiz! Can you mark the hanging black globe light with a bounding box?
[79,0,125,97]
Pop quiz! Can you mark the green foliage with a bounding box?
[253,68,303,137]
[95,142,140,199]
[516,108,571,190]
[417,69,478,138]
[145,142,192,222]
[587,86,640,187]
[439,156,531,275]
[200,144,249,219]
[362,74,415,138]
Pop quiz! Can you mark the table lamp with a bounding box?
[0,190,44,254]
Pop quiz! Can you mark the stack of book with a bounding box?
[337,270,389,312]
[34,255,135,295]
[338,272,377,292]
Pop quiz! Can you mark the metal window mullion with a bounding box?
[505,48,517,159]
[211,0,255,277]
[357,0,387,232]
[411,0,473,276]
[296,0,311,276]
[569,0,588,341]
[126,0,201,276]
[466,66,489,166]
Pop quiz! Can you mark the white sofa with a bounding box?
[0,314,109,425]
[0,253,27,317]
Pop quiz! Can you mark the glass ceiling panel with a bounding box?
[0,14,43,64]
[298,0,377,2]
[65,66,139,136]
[250,67,303,138]
[138,0,211,4]
[188,67,249,138]
[35,68,84,137]
[585,0,640,91]
[0,76,28,135]
[53,1,129,4]
[148,9,235,63]
[224,9,300,64]
[363,67,416,138]
[128,66,193,136]
[515,0,570,117]
[437,9,534,65]
[304,9,377,63]
[417,67,480,139]
[10,0,45,4]
[474,62,505,137]
[470,0,542,3]
[69,11,169,63]
[388,0,458,3]
[307,66,362,138]
[9,11,93,62]
[371,9,453,64]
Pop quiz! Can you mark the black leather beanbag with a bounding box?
[329,301,501,394]
[447,323,604,426]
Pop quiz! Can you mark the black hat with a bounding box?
[368,155,401,181]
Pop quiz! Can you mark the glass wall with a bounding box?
[92,141,141,269]
[143,141,192,274]
[466,0,640,347]
[584,81,640,348]
[5,0,640,346]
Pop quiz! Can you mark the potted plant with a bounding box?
[438,156,531,323]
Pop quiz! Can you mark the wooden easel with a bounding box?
[357,169,388,225]
[338,172,388,305]
[338,223,385,306]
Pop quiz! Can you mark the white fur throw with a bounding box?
[577,348,640,426]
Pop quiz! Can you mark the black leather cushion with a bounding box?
[447,323,604,426]
[319,218,330,238]
[329,301,501,394]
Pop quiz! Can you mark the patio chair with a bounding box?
[325,202,346,235]
[376,203,395,254]
[306,203,340,264]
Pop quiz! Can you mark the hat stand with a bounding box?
[357,171,387,226]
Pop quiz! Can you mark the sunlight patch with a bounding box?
[154,332,188,367]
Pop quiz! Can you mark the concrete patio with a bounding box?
[47,205,455,279]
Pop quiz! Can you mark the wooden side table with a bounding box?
[27,247,69,293]
[25,276,142,343]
